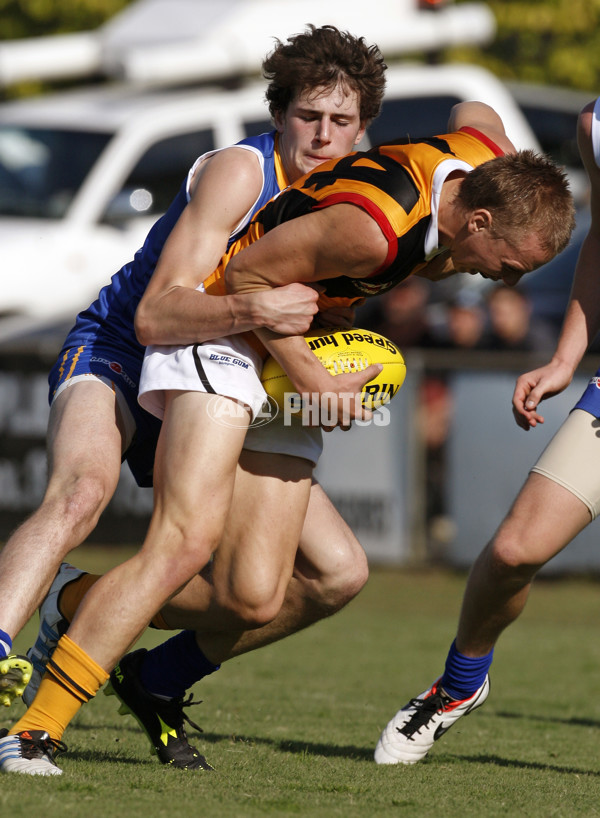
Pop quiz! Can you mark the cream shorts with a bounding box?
[139,337,323,466]
[531,408,600,519]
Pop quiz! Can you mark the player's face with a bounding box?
[451,224,549,286]
[274,83,366,183]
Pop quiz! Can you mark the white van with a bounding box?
[0,62,540,338]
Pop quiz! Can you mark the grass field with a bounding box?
[2,545,600,817]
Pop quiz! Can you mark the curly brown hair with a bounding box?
[263,24,387,124]
[457,150,575,257]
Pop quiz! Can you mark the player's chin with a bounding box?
[303,156,330,171]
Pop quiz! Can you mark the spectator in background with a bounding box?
[357,277,436,349]
[418,287,489,554]
[360,281,556,566]
[485,284,557,353]
[440,289,489,350]
[417,375,455,557]
[359,281,489,557]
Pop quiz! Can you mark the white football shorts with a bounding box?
[139,336,323,466]
[531,408,600,519]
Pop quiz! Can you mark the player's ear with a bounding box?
[273,110,286,133]
[354,122,368,145]
[469,209,492,234]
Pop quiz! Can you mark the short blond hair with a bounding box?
[457,150,575,257]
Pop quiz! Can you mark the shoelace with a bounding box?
[156,696,211,767]
[160,694,204,737]
[20,733,68,761]
[397,689,452,739]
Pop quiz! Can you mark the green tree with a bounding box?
[452,0,600,92]
[0,0,131,39]
[0,0,133,97]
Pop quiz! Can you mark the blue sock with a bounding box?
[140,630,220,699]
[0,629,12,659]
[440,639,493,700]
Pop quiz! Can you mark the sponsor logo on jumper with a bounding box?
[592,376,600,389]
[353,279,395,296]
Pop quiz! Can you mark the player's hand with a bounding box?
[305,364,383,430]
[512,359,574,430]
[258,283,319,335]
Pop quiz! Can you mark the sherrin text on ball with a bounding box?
[260,327,406,415]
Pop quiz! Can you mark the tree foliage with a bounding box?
[452,0,600,92]
[0,0,130,39]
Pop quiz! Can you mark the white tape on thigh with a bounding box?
[531,409,600,519]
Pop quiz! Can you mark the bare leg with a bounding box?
[24,472,363,705]
[67,390,249,671]
[375,434,598,765]
[159,480,368,657]
[189,448,312,662]
[0,382,126,637]
[456,472,592,656]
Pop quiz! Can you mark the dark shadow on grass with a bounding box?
[78,709,600,769]
[59,748,156,766]
[73,722,374,763]
[494,709,600,729]
[200,731,373,761]
[452,753,600,777]
[56,740,600,776]
[66,721,600,774]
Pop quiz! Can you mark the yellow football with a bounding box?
[260,327,406,415]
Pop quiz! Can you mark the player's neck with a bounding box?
[437,175,465,247]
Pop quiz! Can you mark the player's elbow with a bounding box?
[224,258,243,294]
[224,256,261,295]
[134,300,154,346]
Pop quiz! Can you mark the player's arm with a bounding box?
[512,99,600,429]
[225,203,386,419]
[447,101,516,154]
[134,147,318,346]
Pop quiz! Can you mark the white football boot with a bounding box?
[0,729,65,775]
[23,563,85,706]
[374,675,490,764]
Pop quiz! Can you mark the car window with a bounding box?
[244,119,273,138]
[109,128,215,220]
[367,95,463,145]
[516,103,581,168]
[0,126,111,219]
